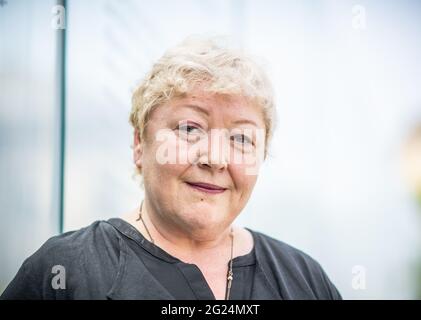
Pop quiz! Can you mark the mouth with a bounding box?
[185,182,227,194]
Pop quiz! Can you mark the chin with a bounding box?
[183,208,228,230]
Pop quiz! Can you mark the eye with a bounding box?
[231,134,253,146]
[177,124,201,134]
[176,122,204,141]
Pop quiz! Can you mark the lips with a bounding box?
[185,182,227,194]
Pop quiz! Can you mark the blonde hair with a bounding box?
[129,35,277,180]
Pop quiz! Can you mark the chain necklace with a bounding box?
[136,201,234,300]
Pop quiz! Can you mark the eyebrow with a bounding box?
[181,104,210,117]
[232,119,258,127]
[181,104,259,127]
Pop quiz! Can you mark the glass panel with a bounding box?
[58,0,421,299]
[0,0,60,293]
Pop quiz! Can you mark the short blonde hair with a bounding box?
[129,35,276,178]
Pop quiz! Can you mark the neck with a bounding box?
[139,200,234,262]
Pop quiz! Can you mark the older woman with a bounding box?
[1,36,341,300]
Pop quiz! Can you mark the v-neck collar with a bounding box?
[107,217,256,267]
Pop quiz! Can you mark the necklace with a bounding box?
[136,200,234,300]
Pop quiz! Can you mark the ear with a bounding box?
[133,129,143,169]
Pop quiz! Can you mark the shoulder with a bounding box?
[29,219,121,265]
[1,220,122,300]
[249,228,342,300]
[251,229,319,267]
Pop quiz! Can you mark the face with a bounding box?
[133,87,266,237]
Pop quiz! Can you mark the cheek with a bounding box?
[229,164,258,196]
[229,146,262,180]
[143,138,190,182]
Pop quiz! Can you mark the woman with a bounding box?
[1,36,342,300]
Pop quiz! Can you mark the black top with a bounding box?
[1,218,342,300]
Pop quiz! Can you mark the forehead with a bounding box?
[154,89,265,127]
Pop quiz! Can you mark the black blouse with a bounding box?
[118,218,256,299]
[1,218,342,300]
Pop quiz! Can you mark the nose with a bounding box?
[197,153,228,171]
[196,130,229,171]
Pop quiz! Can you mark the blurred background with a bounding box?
[1,0,421,299]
